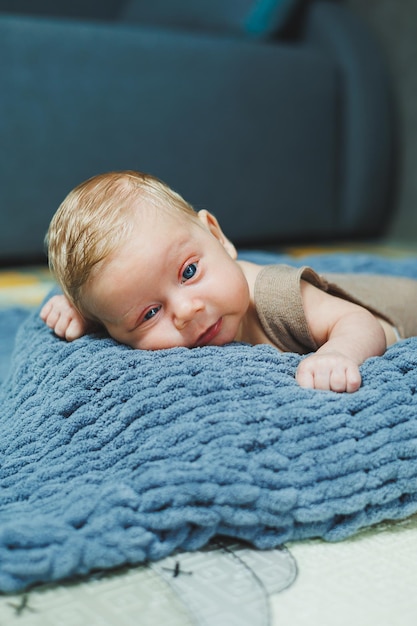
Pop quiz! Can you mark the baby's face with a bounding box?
[83,208,250,350]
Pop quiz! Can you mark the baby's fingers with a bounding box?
[39,298,54,322]
[64,316,87,341]
[296,354,361,393]
[40,299,63,331]
[340,365,361,393]
[39,294,87,341]
[295,361,316,390]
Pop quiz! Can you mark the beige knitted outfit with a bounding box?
[254,265,417,354]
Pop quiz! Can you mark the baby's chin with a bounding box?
[206,321,244,348]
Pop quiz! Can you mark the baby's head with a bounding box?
[46,170,247,350]
[47,170,198,317]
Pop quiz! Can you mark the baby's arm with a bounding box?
[296,280,387,393]
[40,294,90,341]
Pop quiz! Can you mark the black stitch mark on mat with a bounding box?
[162,560,193,578]
[7,593,36,616]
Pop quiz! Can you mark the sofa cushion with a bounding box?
[120,0,302,37]
[0,0,121,20]
[120,0,253,34]
[245,0,305,37]
[0,14,339,261]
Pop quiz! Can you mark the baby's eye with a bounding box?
[182,263,198,282]
[143,305,161,321]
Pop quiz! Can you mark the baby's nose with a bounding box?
[173,297,204,330]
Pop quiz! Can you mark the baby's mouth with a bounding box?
[195,318,223,347]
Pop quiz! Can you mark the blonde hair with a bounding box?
[46,170,196,316]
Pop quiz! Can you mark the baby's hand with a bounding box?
[40,294,89,341]
[296,351,362,393]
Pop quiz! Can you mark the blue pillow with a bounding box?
[245,0,303,37]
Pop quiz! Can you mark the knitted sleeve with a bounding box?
[253,265,322,353]
[253,264,417,353]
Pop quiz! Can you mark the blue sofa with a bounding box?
[0,0,397,262]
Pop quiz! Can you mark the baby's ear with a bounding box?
[197,210,237,259]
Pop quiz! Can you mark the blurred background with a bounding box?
[346,0,417,244]
[0,0,416,263]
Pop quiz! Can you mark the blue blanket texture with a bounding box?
[1,252,417,592]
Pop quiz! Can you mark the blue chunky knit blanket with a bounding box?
[1,252,417,592]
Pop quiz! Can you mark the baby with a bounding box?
[41,170,417,393]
